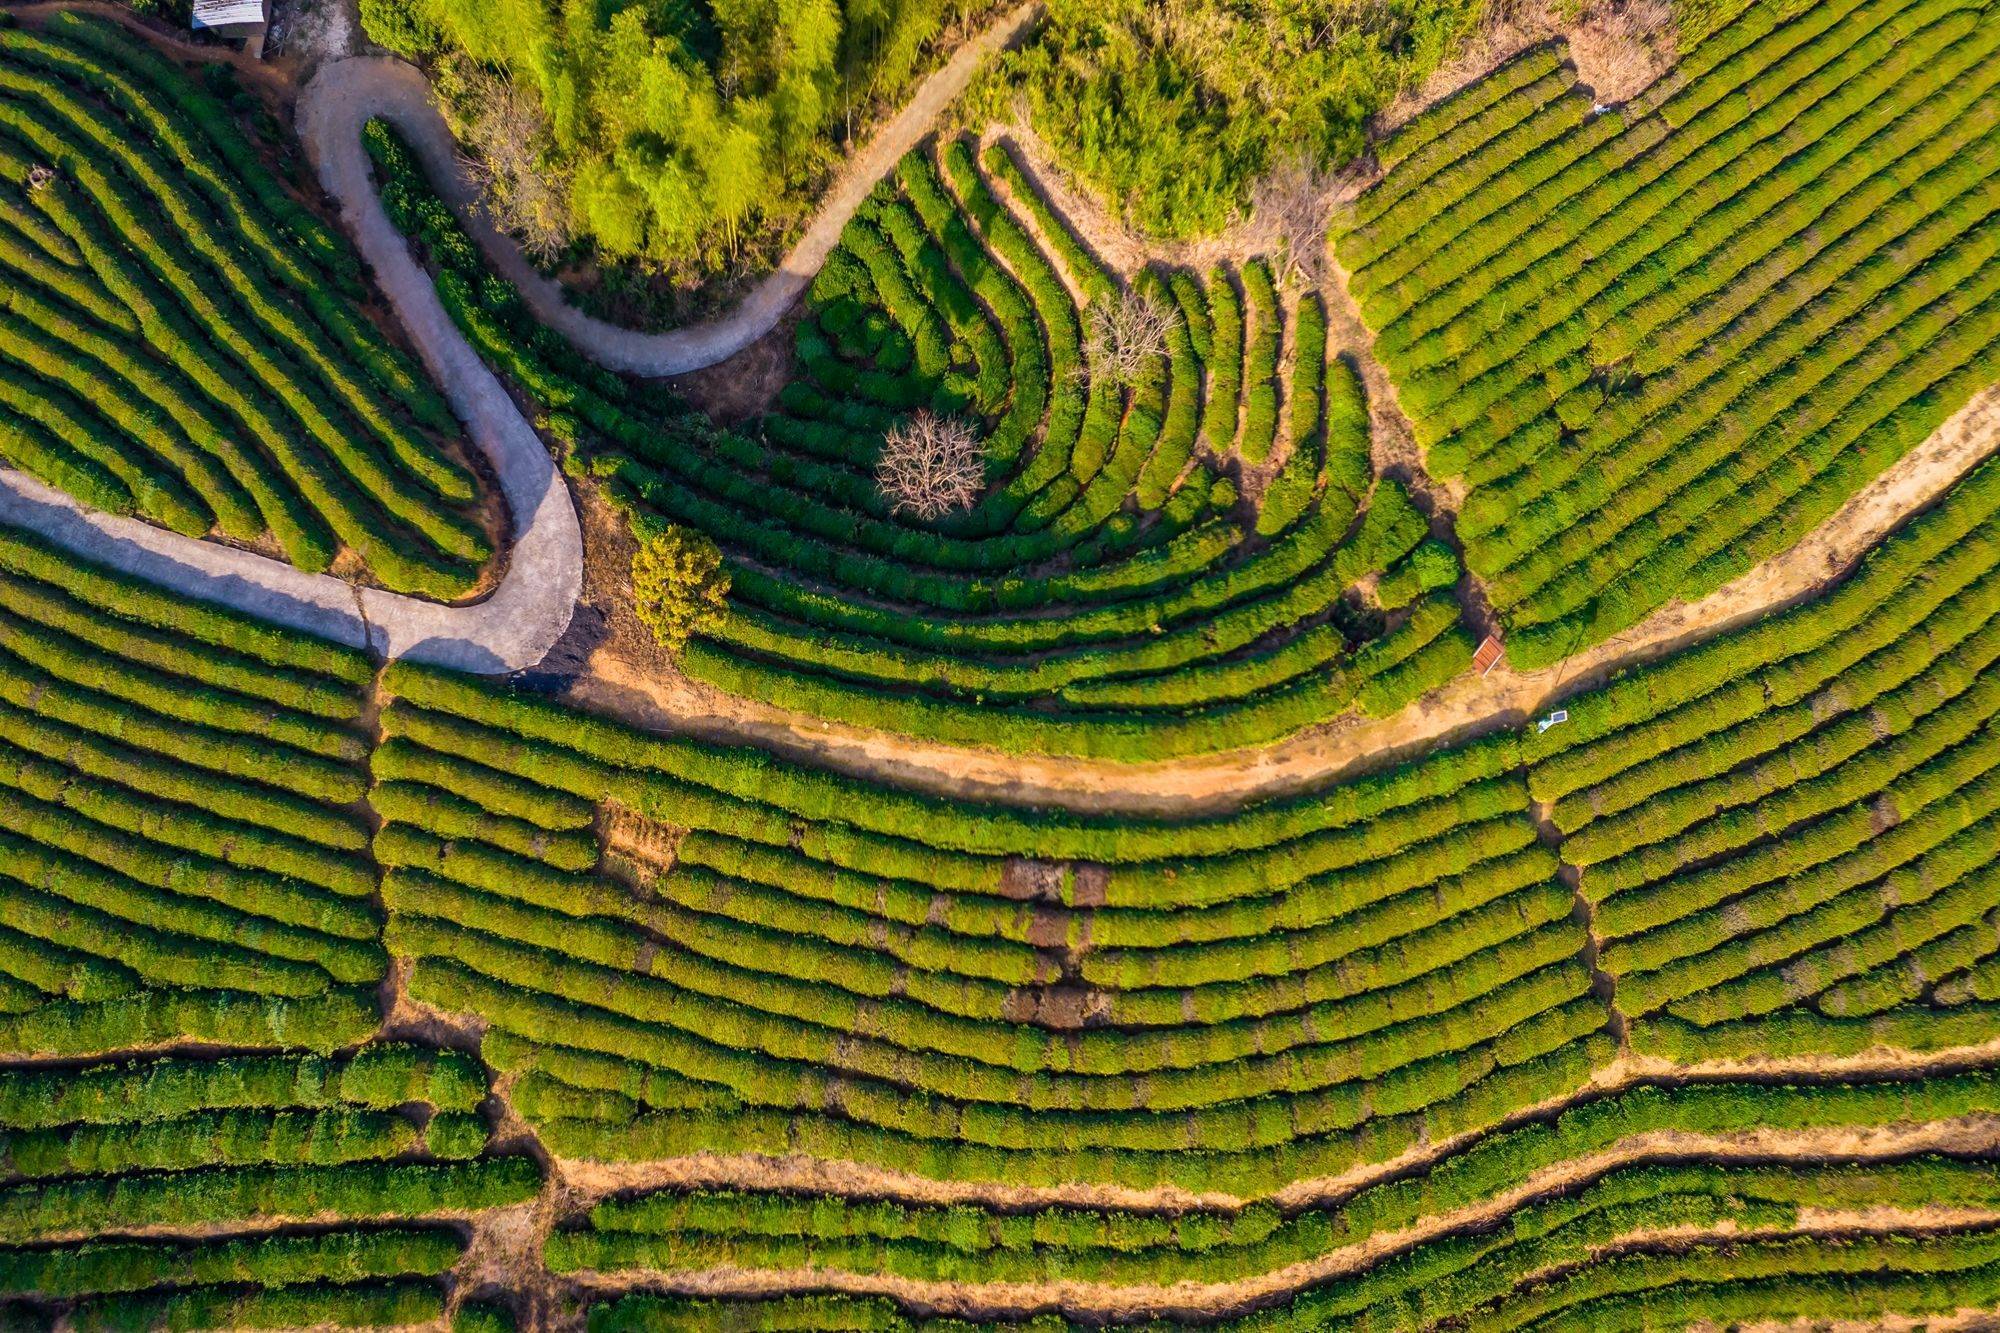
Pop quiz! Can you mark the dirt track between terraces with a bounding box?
[569,381,2000,815]
[547,1113,2000,1325]
[532,1032,2000,1322]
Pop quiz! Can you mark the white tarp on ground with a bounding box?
[192,0,265,29]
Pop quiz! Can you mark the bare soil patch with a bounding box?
[1381,0,1677,134]
[666,308,800,427]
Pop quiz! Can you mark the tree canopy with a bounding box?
[991,0,1484,239]
[362,0,976,269]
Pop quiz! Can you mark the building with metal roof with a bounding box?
[191,0,267,53]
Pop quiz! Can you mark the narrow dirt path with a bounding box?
[534,1039,2000,1222]
[566,381,2000,814]
[545,1117,2000,1324]
[297,4,1042,378]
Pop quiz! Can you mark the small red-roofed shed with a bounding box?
[1471,635,1505,676]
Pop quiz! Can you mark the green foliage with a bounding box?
[69,1279,448,1331]
[1376,538,1460,610]
[990,0,1483,239]
[633,526,731,655]
[557,1153,2000,1303]
[0,1228,461,1300]
[365,0,980,273]
[368,119,1458,756]
[454,1300,518,1333]
[2,12,1997,1330]
[359,0,445,57]
[0,18,483,595]
[1350,0,2000,664]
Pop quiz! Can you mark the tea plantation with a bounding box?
[0,13,488,598]
[0,0,1997,1328]
[2,441,2000,1321]
[1344,0,2000,666]
[366,125,1470,758]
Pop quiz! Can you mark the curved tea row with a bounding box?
[1345,0,2000,668]
[0,14,488,598]
[367,124,1471,759]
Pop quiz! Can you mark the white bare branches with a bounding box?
[442,60,571,262]
[1252,153,1340,289]
[878,411,985,521]
[1084,289,1173,387]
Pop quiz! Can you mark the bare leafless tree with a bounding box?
[443,59,572,261]
[1568,0,1674,104]
[1083,289,1174,387]
[1253,153,1340,289]
[878,411,984,520]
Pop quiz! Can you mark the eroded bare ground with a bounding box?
[666,308,801,426]
[377,956,488,1055]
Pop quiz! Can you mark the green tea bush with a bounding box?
[365,119,1468,756]
[0,19,486,596]
[1346,0,2000,663]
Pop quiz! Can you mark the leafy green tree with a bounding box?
[363,0,975,272]
[991,0,1483,239]
[632,526,731,654]
[358,0,444,57]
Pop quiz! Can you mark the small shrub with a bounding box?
[632,528,730,655]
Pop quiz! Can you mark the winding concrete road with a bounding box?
[0,45,585,673]
[0,4,1038,674]
[0,148,583,674]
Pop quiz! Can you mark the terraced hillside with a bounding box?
[0,525,384,1029]
[374,657,1601,1194]
[0,522,536,1330]
[372,438,2000,1327]
[366,125,1472,758]
[0,13,490,600]
[1538,461,2000,1062]
[1,0,2000,1326]
[570,1134,2000,1327]
[1343,0,2000,667]
[4,437,2000,1323]
[0,1047,534,1330]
